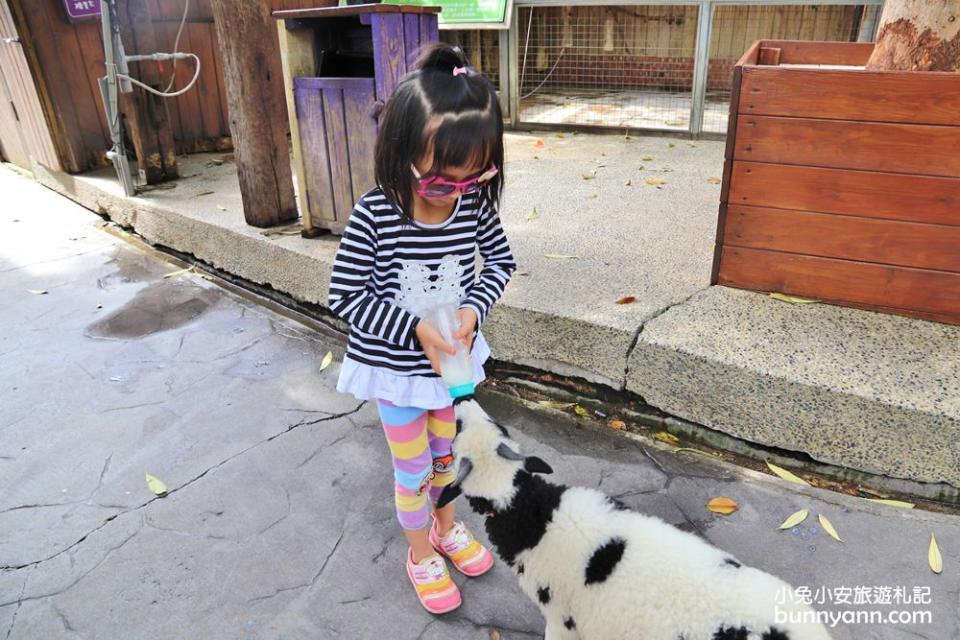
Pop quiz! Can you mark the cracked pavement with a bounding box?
[2,168,959,640]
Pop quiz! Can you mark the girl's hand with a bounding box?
[453,308,478,352]
[416,320,457,375]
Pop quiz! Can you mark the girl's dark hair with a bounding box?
[374,43,504,223]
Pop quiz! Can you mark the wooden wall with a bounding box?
[714,41,960,325]
[519,5,862,92]
[11,0,232,174]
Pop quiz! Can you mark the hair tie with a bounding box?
[453,66,467,77]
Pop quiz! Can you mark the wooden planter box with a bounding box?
[713,40,960,325]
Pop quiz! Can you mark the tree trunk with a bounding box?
[866,0,960,71]
[117,0,179,184]
[209,0,297,228]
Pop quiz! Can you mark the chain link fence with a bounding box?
[444,1,880,135]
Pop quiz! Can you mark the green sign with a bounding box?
[381,0,512,28]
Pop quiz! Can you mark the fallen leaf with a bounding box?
[574,405,589,417]
[624,133,632,141]
[27,289,48,295]
[644,178,667,188]
[533,155,540,160]
[216,205,227,211]
[675,447,718,458]
[581,172,596,180]
[707,177,722,184]
[319,351,334,371]
[665,120,685,126]
[537,400,576,410]
[653,431,680,445]
[624,179,632,186]
[766,461,810,486]
[261,228,302,237]
[707,497,738,515]
[818,514,844,543]
[779,509,809,530]
[929,534,943,574]
[544,254,578,260]
[642,155,655,161]
[555,132,566,139]
[668,142,676,148]
[616,296,636,305]
[164,266,194,279]
[637,165,645,171]
[195,190,214,197]
[516,270,530,277]
[145,472,168,496]
[607,419,626,430]
[534,139,545,149]
[865,498,915,509]
[205,158,224,167]
[527,207,539,221]
[769,293,819,305]
[587,193,598,199]
[687,142,697,148]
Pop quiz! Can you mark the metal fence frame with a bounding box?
[501,0,883,136]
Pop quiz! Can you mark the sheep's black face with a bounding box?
[436,399,553,511]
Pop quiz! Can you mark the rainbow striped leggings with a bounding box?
[375,400,457,531]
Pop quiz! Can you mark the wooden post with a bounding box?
[210,0,297,227]
[116,0,179,184]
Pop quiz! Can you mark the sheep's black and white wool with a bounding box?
[438,400,833,640]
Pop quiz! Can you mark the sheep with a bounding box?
[437,398,833,640]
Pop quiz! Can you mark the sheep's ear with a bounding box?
[523,457,553,474]
[436,457,473,509]
[496,443,524,461]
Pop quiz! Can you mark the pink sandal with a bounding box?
[429,514,495,577]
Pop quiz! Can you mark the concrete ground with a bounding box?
[518,88,730,134]
[2,168,959,640]
[29,130,960,494]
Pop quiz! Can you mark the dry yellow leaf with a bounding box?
[527,207,539,221]
[145,472,168,496]
[644,178,666,188]
[574,405,589,417]
[769,293,819,305]
[27,289,48,295]
[581,172,596,180]
[164,266,194,279]
[818,514,844,543]
[624,179,632,186]
[675,447,718,458]
[642,155,655,161]
[779,509,809,530]
[616,296,636,305]
[766,461,810,486]
[319,351,334,372]
[653,431,680,445]
[555,132,566,139]
[707,177,722,184]
[929,534,943,574]
[608,419,626,430]
[537,400,576,410]
[544,254,579,260]
[707,497,738,515]
[865,498,915,509]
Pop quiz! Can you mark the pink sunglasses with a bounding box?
[411,164,498,198]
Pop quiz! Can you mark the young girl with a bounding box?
[328,44,515,614]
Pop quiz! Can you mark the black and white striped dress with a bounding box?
[328,187,516,408]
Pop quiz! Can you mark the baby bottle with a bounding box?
[423,301,475,399]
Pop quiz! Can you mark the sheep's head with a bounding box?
[436,397,552,515]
